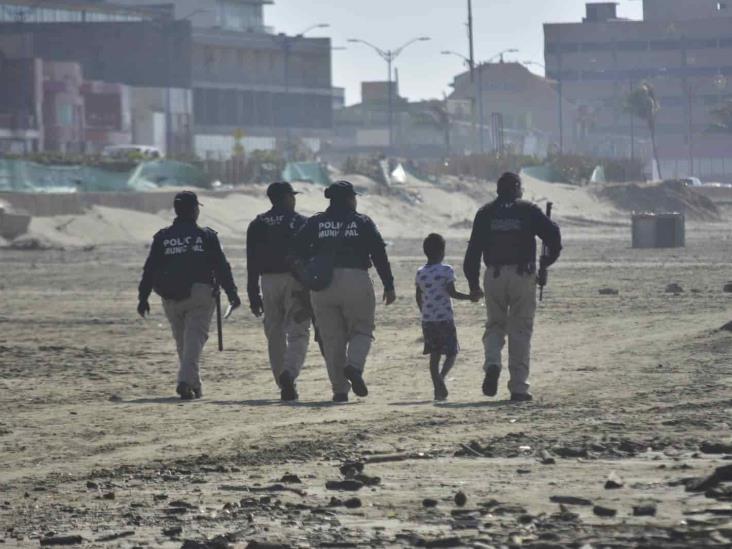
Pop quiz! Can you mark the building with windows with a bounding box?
[112,0,334,159]
[545,0,732,180]
[448,62,579,158]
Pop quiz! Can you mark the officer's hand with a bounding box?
[469,288,484,303]
[250,297,264,318]
[383,289,397,306]
[137,300,150,318]
[228,294,242,311]
[539,255,553,270]
[537,270,548,287]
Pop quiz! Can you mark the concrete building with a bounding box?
[0,0,194,156]
[545,0,732,180]
[112,0,334,159]
[0,56,42,153]
[448,62,579,157]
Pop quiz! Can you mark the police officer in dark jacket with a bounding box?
[463,172,561,402]
[138,191,241,400]
[247,182,311,401]
[294,180,396,402]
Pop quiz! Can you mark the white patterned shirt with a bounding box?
[416,263,456,323]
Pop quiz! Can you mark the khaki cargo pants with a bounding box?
[483,268,537,396]
[162,283,216,392]
[261,273,311,385]
[311,268,376,395]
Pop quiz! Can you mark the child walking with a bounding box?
[416,234,472,401]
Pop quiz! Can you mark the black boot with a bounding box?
[344,366,368,397]
[510,393,533,402]
[176,382,194,401]
[279,371,298,402]
[333,392,348,403]
[482,365,500,397]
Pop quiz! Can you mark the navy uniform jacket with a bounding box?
[293,206,395,292]
[138,218,238,302]
[246,207,307,304]
[463,198,562,292]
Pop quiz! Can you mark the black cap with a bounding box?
[174,191,202,211]
[324,180,359,200]
[267,181,299,201]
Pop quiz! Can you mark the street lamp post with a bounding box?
[274,23,329,161]
[348,36,431,153]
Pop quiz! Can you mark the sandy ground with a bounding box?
[0,180,731,548]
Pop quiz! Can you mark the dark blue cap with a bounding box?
[267,181,299,200]
[325,180,359,199]
[174,191,202,210]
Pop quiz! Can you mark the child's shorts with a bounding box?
[422,320,459,356]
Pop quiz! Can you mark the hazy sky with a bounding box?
[268,0,644,105]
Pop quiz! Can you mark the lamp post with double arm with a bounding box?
[348,36,431,154]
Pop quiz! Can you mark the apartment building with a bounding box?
[545,0,732,180]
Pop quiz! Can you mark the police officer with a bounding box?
[247,182,310,402]
[137,191,241,400]
[463,172,561,402]
[294,181,396,402]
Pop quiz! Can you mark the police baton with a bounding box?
[215,289,223,352]
[538,202,553,302]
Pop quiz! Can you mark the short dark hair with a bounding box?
[423,233,445,260]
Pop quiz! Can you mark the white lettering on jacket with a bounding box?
[317,221,359,239]
[163,236,205,255]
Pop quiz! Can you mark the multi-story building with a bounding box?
[0,56,42,154]
[0,0,193,155]
[545,0,732,180]
[448,61,579,158]
[113,0,334,159]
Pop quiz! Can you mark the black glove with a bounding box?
[249,295,264,317]
[539,255,554,270]
[137,299,150,318]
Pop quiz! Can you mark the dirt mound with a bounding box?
[596,180,720,221]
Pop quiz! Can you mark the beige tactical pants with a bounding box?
[162,283,216,391]
[311,268,376,395]
[261,273,311,385]
[483,269,537,395]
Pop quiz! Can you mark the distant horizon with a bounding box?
[268,0,644,106]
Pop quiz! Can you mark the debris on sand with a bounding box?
[325,480,363,491]
[539,449,557,465]
[454,491,467,507]
[422,498,438,508]
[699,440,732,454]
[279,473,302,484]
[593,504,618,517]
[40,535,84,546]
[163,526,183,538]
[605,472,625,489]
[550,495,593,506]
[723,282,732,293]
[720,321,732,332]
[685,464,732,492]
[598,288,620,296]
[633,502,658,516]
[665,283,684,294]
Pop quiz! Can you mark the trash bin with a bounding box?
[631,212,685,249]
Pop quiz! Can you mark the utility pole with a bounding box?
[467,0,478,153]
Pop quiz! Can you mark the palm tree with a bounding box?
[625,83,661,179]
[709,100,732,133]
